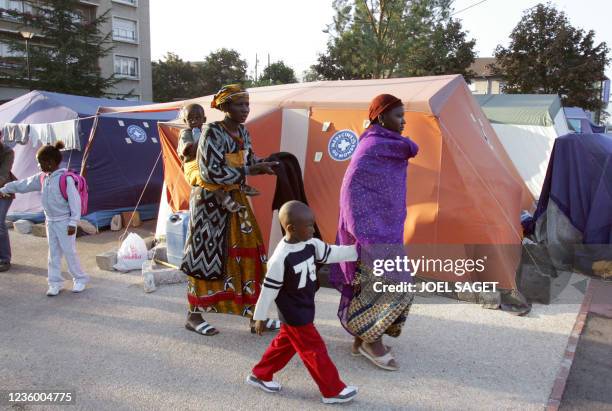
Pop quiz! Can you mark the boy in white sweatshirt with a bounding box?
[246,200,359,404]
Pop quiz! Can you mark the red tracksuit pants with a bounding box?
[252,322,346,398]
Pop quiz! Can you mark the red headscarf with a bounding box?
[368,94,403,122]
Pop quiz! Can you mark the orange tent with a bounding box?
[99,76,534,290]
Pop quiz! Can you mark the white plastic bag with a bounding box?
[113,233,148,272]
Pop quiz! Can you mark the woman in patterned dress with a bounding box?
[181,84,280,336]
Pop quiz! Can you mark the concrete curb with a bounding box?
[96,250,118,271]
[142,260,187,293]
[546,280,595,410]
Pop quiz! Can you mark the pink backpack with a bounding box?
[41,171,89,215]
[60,171,88,216]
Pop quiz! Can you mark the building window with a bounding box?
[0,42,24,70]
[107,94,141,101]
[1,0,29,12]
[0,42,25,58]
[112,17,138,42]
[70,10,83,23]
[114,55,138,78]
[0,0,32,19]
[112,0,138,6]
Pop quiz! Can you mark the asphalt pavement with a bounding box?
[0,223,587,411]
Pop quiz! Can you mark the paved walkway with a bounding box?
[0,225,587,410]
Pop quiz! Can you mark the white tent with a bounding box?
[475,94,570,198]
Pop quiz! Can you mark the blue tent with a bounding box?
[564,107,606,134]
[530,133,612,271]
[0,91,177,227]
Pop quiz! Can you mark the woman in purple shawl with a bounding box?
[329,94,419,371]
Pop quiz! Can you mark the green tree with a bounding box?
[302,68,322,82]
[256,61,297,86]
[152,52,201,102]
[311,0,475,80]
[493,3,609,114]
[0,0,117,97]
[197,48,248,95]
[309,47,357,81]
[399,6,476,78]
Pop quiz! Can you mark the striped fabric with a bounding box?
[181,122,266,317]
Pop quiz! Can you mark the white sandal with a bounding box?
[185,320,218,336]
[358,345,399,371]
[352,344,391,357]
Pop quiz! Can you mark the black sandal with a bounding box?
[250,318,281,334]
[185,320,219,336]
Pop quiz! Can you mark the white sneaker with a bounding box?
[72,281,87,293]
[246,374,281,393]
[322,386,358,404]
[46,285,62,296]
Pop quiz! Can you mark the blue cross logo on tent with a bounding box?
[328,129,358,161]
[127,125,147,143]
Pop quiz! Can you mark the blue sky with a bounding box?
[150,0,612,82]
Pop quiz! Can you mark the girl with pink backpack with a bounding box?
[0,141,89,296]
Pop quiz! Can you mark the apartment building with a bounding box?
[0,0,152,102]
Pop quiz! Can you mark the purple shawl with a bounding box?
[329,124,419,325]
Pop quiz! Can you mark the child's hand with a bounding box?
[181,143,194,158]
[254,320,265,336]
[0,192,9,198]
[67,226,76,236]
[188,144,198,158]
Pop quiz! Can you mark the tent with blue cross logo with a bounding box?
[0,90,177,228]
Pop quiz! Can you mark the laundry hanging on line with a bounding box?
[1,123,29,145]
[1,119,82,150]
